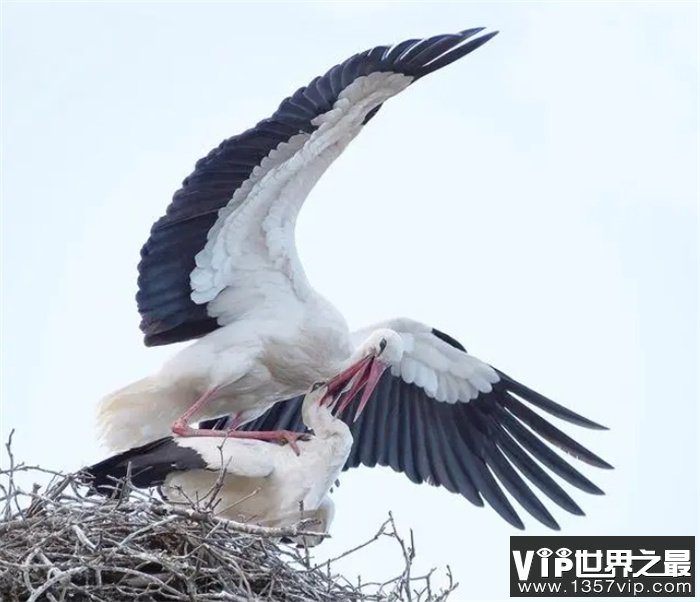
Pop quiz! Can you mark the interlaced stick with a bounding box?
[0,433,458,601]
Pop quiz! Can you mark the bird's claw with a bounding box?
[276,430,311,455]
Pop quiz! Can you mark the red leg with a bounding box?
[224,429,309,456]
[171,426,308,456]
[226,413,244,431]
[172,390,307,455]
[171,387,221,436]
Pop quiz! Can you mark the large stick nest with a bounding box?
[0,436,456,601]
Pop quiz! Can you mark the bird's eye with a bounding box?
[379,338,387,352]
[537,548,553,558]
[311,381,325,391]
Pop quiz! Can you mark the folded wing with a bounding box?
[83,436,275,494]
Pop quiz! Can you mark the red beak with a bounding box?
[334,356,387,422]
[352,357,387,422]
[321,355,373,407]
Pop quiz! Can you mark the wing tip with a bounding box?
[532,507,561,531]
[565,413,610,431]
[476,29,499,43]
[459,27,499,40]
[568,447,614,471]
[595,458,615,471]
[495,369,611,432]
[413,28,499,79]
[509,513,526,530]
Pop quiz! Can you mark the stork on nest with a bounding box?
[95,26,611,532]
[0,433,458,602]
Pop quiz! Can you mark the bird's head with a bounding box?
[305,380,330,407]
[301,380,348,433]
[315,329,405,422]
[358,328,405,366]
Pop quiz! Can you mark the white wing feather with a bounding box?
[190,73,413,325]
[352,318,499,403]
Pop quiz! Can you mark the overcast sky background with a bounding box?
[1,2,697,600]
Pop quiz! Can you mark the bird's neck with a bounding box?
[301,401,351,440]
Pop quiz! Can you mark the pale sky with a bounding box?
[1,2,697,600]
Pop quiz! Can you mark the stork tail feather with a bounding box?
[96,377,185,452]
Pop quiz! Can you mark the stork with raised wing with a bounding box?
[97,28,612,530]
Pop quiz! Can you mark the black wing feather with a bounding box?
[398,383,422,485]
[501,394,612,469]
[422,395,459,493]
[137,29,497,346]
[409,384,434,484]
[220,344,610,529]
[493,404,605,495]
[496,369,608,430]
[82,437,207,494]
[453,403,525,529]
[386,379,405,473]
[492,418,585,516]
[371,376,396,466]
[469,405,560,529]
[431,402,483,504]
[400,34,465,69]
[383,39,421,64]
[416,30,499,79]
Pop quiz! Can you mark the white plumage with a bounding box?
[96,29,611,530]
[88,383,352,545]
[96,30,497,453]
[353,319,499,403]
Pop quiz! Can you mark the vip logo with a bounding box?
[512,547,576,580]
[510,536,694,598]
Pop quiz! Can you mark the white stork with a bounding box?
[97,27,611,530]
[87,382,351,545]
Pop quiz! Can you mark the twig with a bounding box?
[0,439,457,601]
[152,503,328,539]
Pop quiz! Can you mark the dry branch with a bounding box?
[0,435,457,601]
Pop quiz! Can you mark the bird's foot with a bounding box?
[171,422,226,438]
[243,429,311,456]
[171,421,191,437]
[171,422,309,455]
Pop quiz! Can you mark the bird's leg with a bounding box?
[171,387,221,437]
[173,394,307,455]
[220,430,309,456]
[171,426,308,455]
[220,413,243,431]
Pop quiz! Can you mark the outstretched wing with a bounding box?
[220,319,611,530]
[137,29,498,346]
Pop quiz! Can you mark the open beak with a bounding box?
[333,356,388,422]
[320,355,371,407]
[352,357,387,421]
